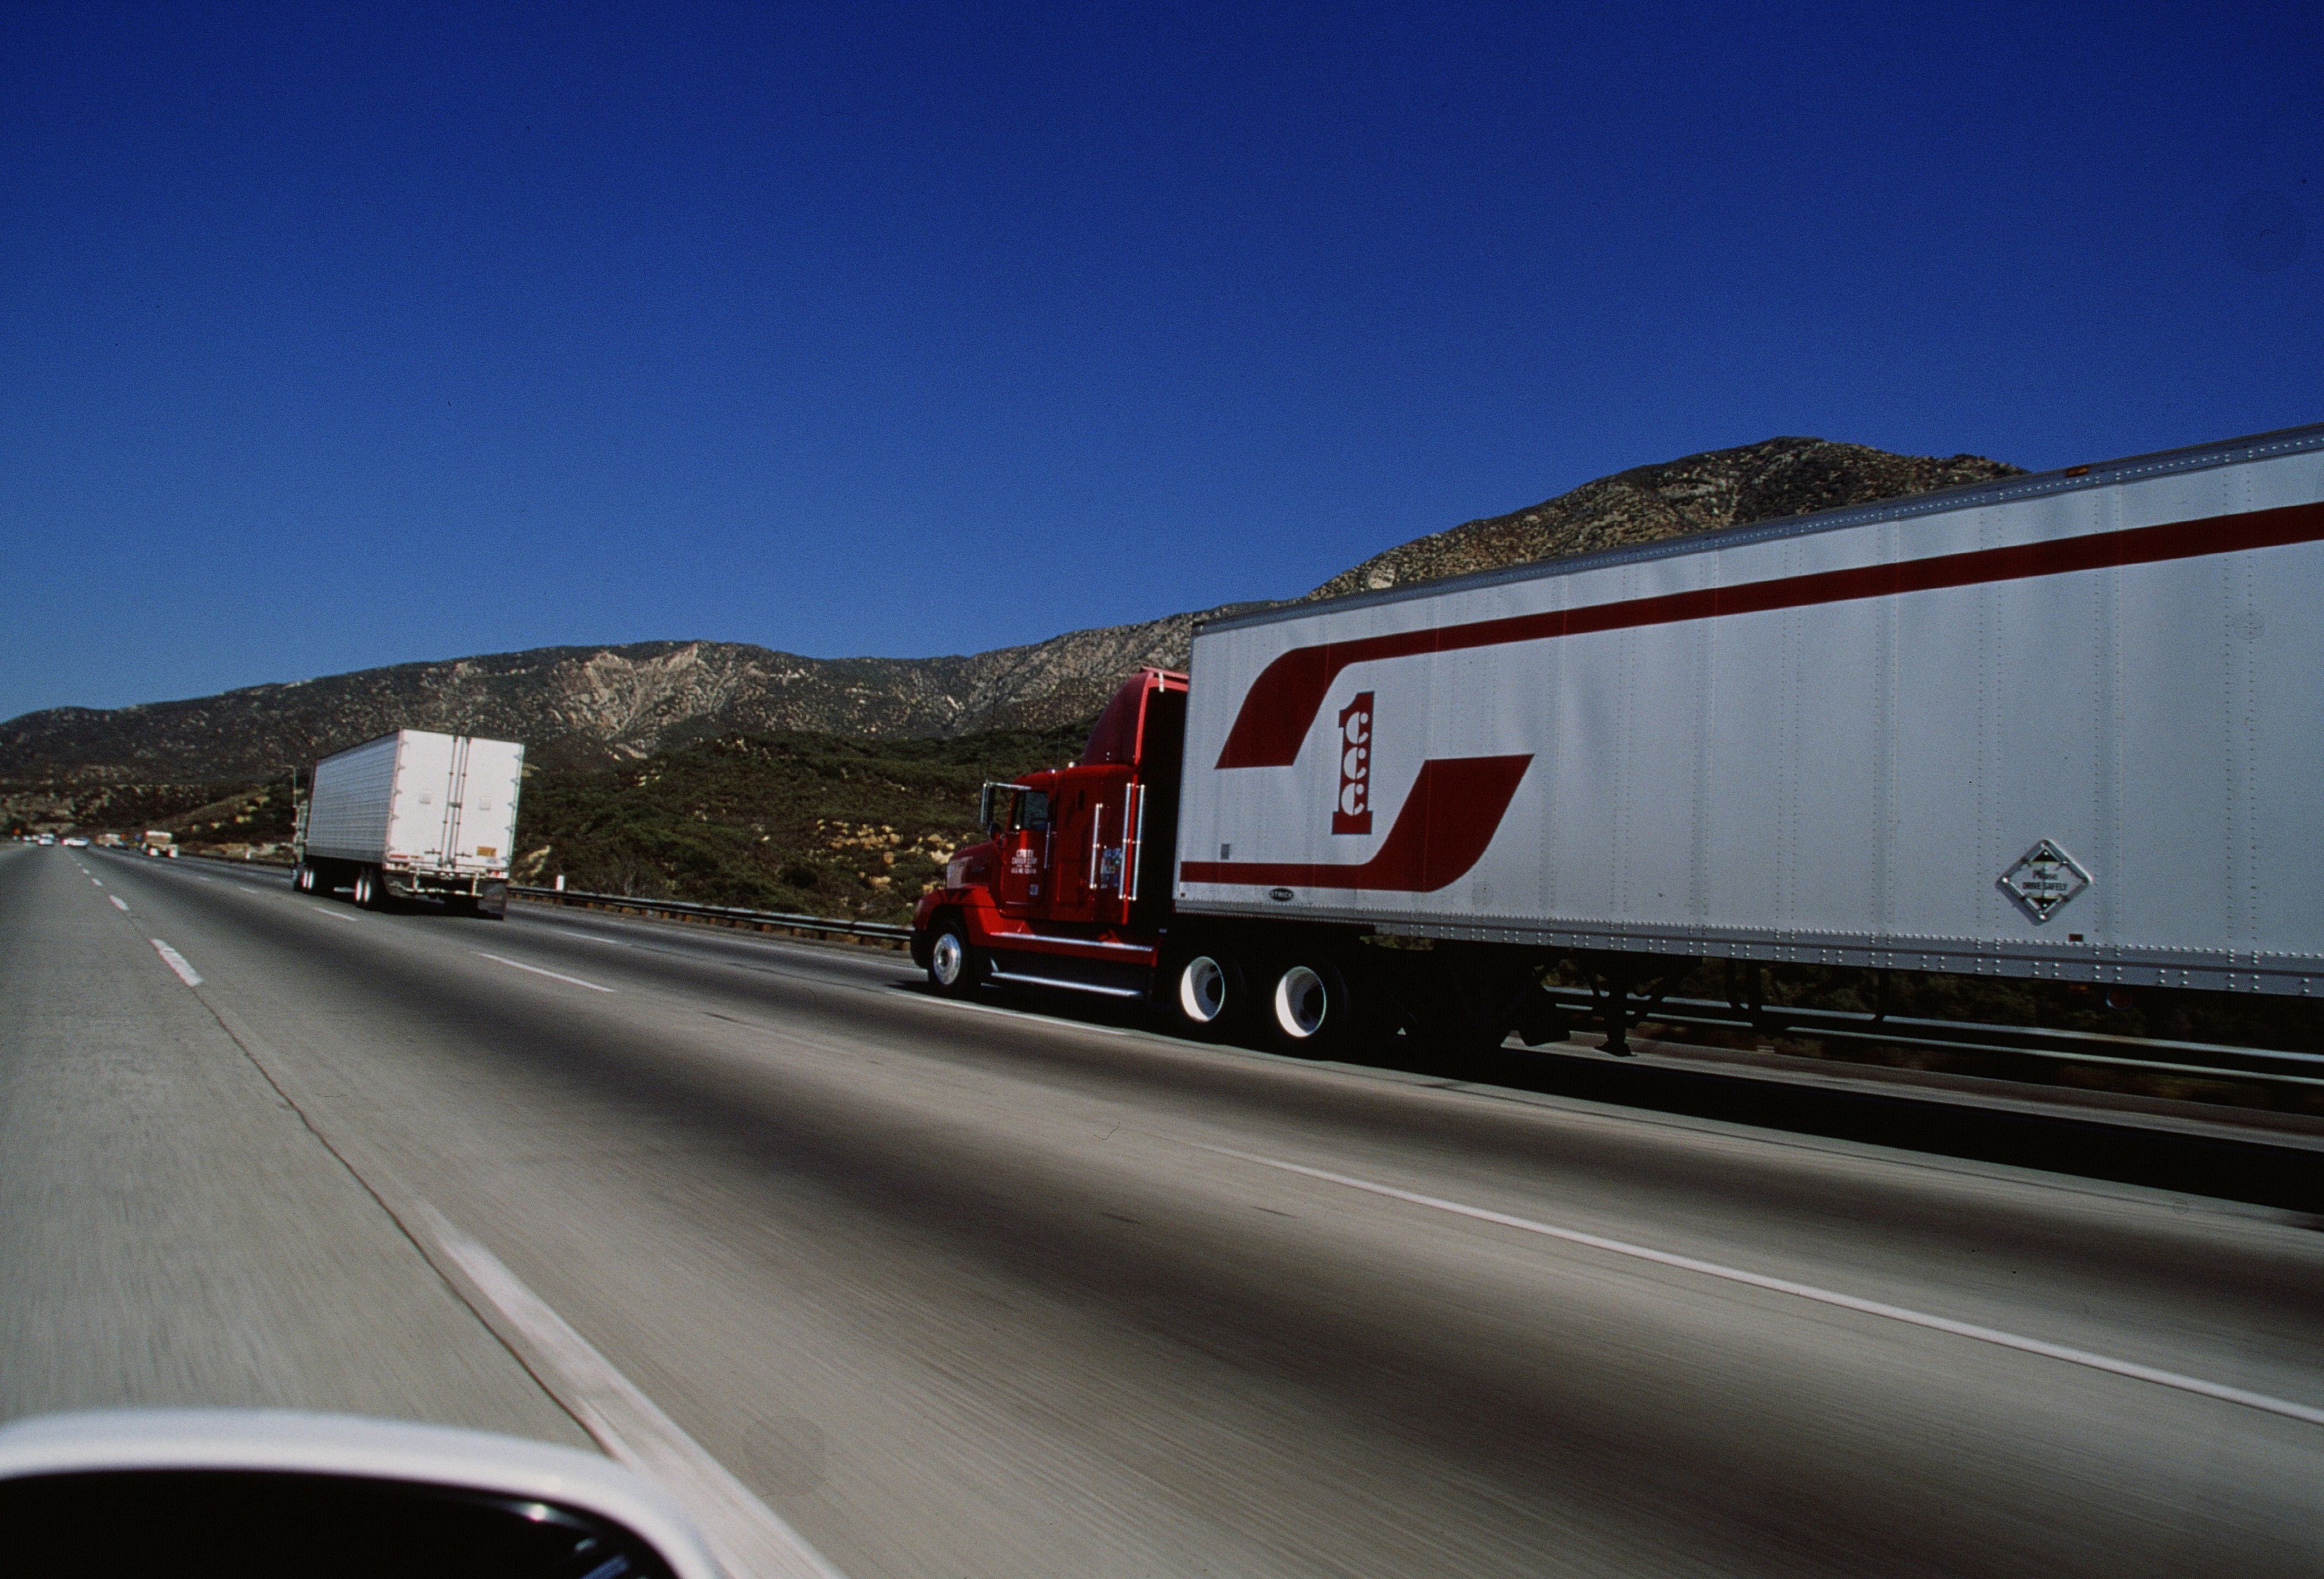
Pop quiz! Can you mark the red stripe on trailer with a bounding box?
[1213,499,2324,770]
[1180,755,1532,892]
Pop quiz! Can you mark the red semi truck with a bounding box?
[913,663,1578,1057]
[913,422,2324,1057]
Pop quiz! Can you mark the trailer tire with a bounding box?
[1264,956,1361,1056]
[925,919,982,997]
[1168,949,1245,1039]
[294,864,311,892]
[352,867,380,910]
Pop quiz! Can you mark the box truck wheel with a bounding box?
[1170,951,1245,1039]
[926,920,982,997]
[1266,957,1359,1055]
[352,867,381,909]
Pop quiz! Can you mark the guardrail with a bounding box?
[502,879,2316,1093]
[1539,989,2324,1090]
[510,884,913,945]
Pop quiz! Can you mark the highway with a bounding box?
[4,840,2320,1577]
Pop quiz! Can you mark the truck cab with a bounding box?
[913,668,1187,999]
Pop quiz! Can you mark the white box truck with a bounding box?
[913,421,2324,1054]
[293,731,524,916]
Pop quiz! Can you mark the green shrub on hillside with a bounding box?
[514,721,1091,921]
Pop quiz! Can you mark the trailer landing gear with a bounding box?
[1580,954,1676,1057]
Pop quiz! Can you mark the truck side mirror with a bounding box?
[978,784,998,833]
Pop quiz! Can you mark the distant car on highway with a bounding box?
[61,835,89,848]
[35,834,56,846]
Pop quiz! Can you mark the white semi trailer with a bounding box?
[916,422,2324,1054]
[293,731,524,916]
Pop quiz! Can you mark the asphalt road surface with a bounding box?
[5,841,2320,1577]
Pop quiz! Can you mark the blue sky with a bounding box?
[2,1,2317,723]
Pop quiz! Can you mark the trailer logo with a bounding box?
[1333,692,1374,835]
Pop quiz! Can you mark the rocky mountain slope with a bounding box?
[1,436,2018,784]
[1311,437,2019,599]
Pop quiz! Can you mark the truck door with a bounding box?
[1050,767,1134,924]
[993,787,1052,915]
[1051,780,1093,916]
[438,734,471,866]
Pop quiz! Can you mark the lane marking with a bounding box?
[1200,1145,2324,1430]
[908,994,1132,1036]
[108,894,129,911]
[149,938,203,987]
[420,1209,845,1579]
[91,878,103,887]
[313,908,360,922]
[476,952,616,992]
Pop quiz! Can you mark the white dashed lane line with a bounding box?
[109,894,129,911]
[149,938,203,987]
[475,953,615,993]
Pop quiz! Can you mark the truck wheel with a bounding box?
[1170,951,1244,1039]
[294,864,311,892]
[1266,957,1360,1056]
[926,921,981,997]
[352,868,379,909]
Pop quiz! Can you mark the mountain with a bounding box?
[0,436,2019,784]
[1311,436,2021,599]
[0,617,1260,783]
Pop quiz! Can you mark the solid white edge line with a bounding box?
[476,952,616,992]
[108,894,129,911]
[905,993,1132,1036]
[1198,1144,2324,1430]
[149,938,203,987]
[417,1208,846,1579]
